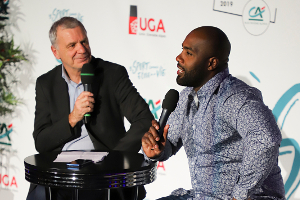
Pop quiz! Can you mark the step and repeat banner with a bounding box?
[0,0,299,199]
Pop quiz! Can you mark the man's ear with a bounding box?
[51,45,60,60]
[207,57,219,71]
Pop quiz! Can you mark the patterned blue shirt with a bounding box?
[152,68,285,200]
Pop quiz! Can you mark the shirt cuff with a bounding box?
[141,139,172,162]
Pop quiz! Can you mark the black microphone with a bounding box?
[158,89,179,138]
[80,63,95,124]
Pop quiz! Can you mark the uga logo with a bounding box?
[0,174,18,188]
[139,18,165,33]
[129,5,166,35]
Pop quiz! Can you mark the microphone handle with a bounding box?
[83,84,92,124]
[158,109,171,138]
[83,84,92,92]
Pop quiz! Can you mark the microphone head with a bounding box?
[81,63,95,84]
[162,89,179,112]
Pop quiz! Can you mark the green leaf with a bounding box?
[0,24,28,116]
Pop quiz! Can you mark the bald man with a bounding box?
[142,26,285,200]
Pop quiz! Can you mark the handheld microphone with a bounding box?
[158,89,179,138]
[80,63,95,124]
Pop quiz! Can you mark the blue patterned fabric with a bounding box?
[157,193,191,200]
[150,68,285,200]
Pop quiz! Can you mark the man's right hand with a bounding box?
[142,120,169,159]
[69,91,95,127]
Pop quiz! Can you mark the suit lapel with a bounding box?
[54,65,70,116]
[91,57,104,99]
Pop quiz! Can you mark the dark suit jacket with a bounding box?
[28,57,153,199]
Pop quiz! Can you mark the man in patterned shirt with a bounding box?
[142,26,285,200]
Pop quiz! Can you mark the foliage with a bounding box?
[0,22,27,116]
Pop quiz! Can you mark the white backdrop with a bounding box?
[0,0,299,199]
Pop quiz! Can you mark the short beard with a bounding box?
[176,68,200,87]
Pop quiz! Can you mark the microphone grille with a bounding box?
[162,89,179,112]
[81,63,95,84]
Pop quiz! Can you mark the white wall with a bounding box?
[0,0,299,199]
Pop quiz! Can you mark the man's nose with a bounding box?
[176,53,183,63]
[77,43,87,53]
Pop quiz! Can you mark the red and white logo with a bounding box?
[129,5,166,36]
[0,174,18,188]
[129,5,138,34]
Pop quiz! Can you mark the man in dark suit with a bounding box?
[27,16,153,200]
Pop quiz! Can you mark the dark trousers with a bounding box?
[26,184,146,200]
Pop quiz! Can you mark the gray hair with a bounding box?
[49,17,87,48]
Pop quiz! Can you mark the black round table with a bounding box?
[24,151,157,200]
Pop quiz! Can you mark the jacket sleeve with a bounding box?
[33,78,80,153]
[112,66,154,152]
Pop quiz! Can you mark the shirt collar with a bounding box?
[61,65,82,86]
[61,65,71,84]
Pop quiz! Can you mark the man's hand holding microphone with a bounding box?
[142,120,169,159]
[69,63,95,127]
[142,89,179,159]
[69,91,94,127]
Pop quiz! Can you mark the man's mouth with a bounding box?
[177,64,184,75]
[76,55,90,62]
